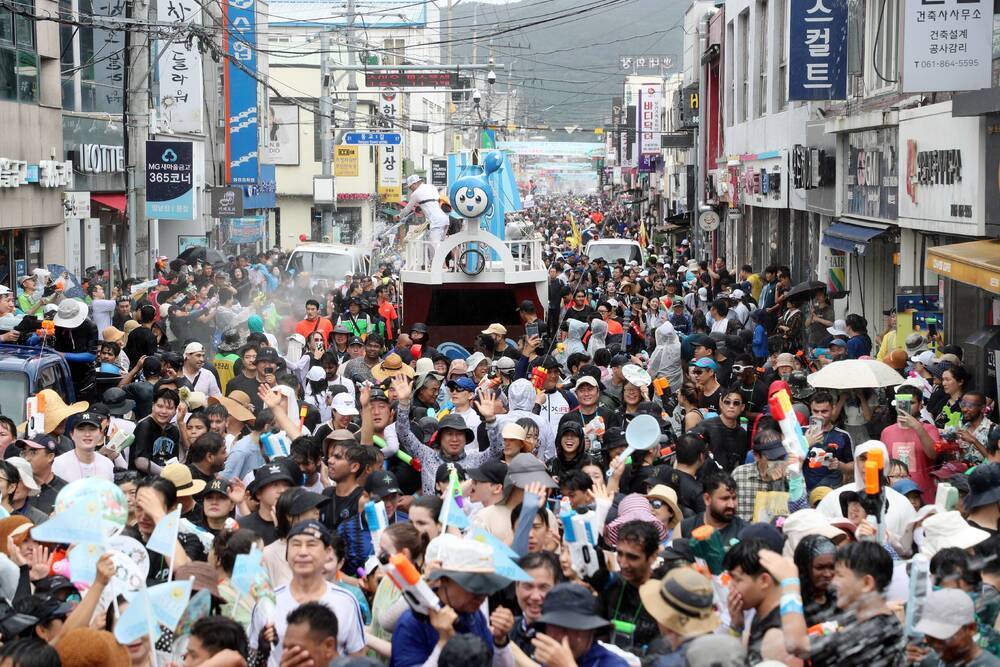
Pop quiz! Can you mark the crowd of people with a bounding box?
[0,194,995,667]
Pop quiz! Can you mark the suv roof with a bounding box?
[0,344,63,369]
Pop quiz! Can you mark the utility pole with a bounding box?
[345,0,358,135]
[446,0,453,153]
[320,30,333,240]
[125,0,151,278]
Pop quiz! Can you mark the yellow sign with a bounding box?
[379,185,402,203]
[690,92,699,110]
[334,146,358,177]
[594,128,604,135]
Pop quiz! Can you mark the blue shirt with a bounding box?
[846,334,871,359]
[337,510,409,576]
[578,642,631,667]
[803,427,853,490]
[220,434,265,481]
[390,608,494,667]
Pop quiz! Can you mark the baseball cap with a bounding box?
[501,423,527,441]
[911,350,936,366]
[914,588,976,639]
[348,336,364,347]
[15,435,57,453]
[364,470,402,499]
[73,412,103,429]
[287,519,332,546]
[574,375,599,390]
[829,338,847,348]
[256,347,280,363]
[466,460,508,484]
[332,393,359,416]
[184,342,204,356]
[754,436,787,461]
[481,323,507,336]
[250,462,296,493]
[692,357,719,372]
[203,478,229,498]
[447,377,477,393]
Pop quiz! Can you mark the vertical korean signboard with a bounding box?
[157,0,203,133]
[637,83,662,172]
[146,140,195,220]
[224,0,259,184]
[377,90,401,202]
[93,0,126,112]
[901,0,992,92]
[789,0,848,100]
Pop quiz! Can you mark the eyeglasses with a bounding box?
[721,399,744,407]
[689,368,705,375]
[731,365,752,373]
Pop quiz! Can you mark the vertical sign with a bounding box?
[224,0,259,184]
[145,140,195,220]
[638,83,662,172]
[156,0,203,132]
[92,0,126,112]
[902,0,992,92]
[430,158,448,187]
[789,0,848,100]
[378,145,401,202]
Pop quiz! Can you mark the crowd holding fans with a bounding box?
[0,194,994,667]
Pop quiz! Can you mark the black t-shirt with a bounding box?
[699,384,724,414]
[747,605,782,665]
[602,576,660,655]
[187,464,215,500]
[124,326,158,369]
[689,417,749,473]
[130,417,181,470]
[238,511,279,545]
[321,484,364,531]
[668,468,705,517]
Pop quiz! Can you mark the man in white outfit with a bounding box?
[398,174,451,267]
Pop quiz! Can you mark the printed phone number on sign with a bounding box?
[911,58,981,68]
[148,172,193,183]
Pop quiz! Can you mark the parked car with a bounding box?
[584,239,644,265]
[0,344,75,425]
[285,244,371,282]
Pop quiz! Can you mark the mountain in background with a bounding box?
[446,0,686,138]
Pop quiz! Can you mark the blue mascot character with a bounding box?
[448,151,503,221]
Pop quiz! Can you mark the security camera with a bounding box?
[472,89,482,105]
[487,70,496,85]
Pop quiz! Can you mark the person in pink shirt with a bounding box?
[880,385,942,504]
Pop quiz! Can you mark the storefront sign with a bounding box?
[224,0,258,184]
[157,0,203,134]
[227,215,264,244]
[845,128,898,221]
[430,158,448,187]
[898,102,983,233]
[211,186,244,218]
[789,0,848,100]
[618,55,675,71]
[791,144,835,190]
[77,144,125,173]
[637,83,662,172]
[145,140,194,220]
[377,145,401,202]
[902,0,992,93]
[738,152,788,208]
[0,159,72,188]
[334,146,358,177]
[263,104,298,165]
[63,192,90,220]
[243,165,276,208]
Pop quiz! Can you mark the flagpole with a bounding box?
[436,488,452,562]
[142,587,160,667]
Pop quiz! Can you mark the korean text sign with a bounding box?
[157,0,203,133]
[902,0,992,92]
[146,140,195,220]
[789,0,848,100]
[225,0,258,184]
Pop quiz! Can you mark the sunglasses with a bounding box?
[689,368,706,375]
[721,399,744,407]
[731,365,752,373]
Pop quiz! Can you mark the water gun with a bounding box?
[531,366,548,391]
[807,444,838,468]
[260,429,290,460]
[807,621,839,638]
[26,394,45,437]
[768,388,809,459]
[383,553,441,615]
[583,415,605,453]
[299,404,308,429]
[372,434,421,471]
[560,508,599,577]
[862,448,885,544]
[904,553,930,639]
[689,524,730,575]
[36,320,55,338]
[934,482,958,511]
[652,377,670,396]
[364,500,389,535]
[653,446,675,464]
[432,401,454,421]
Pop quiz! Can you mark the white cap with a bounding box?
[681,239,689,245]
[914,589,976,639]
[8,457,39,495]
[184,342,204,356]
[697,287,708,300]
[306,366,326,382]
[332,393,359,416]
[405,174,422,187]
[730,289,744,300]
[911,350,936,366]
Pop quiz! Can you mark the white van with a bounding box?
[584,239,644,265]
[285,244,371,282]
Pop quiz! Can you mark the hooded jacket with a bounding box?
[496,379,556,461]
[586,318,608,358]
[546,420,593,483]
[816,439,917,552]
[559,319,590,368]
[647,322,682,390]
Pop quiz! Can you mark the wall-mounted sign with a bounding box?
[263,104,299,165]
[737,151,788,208]
[902,0,993,93]
[378,145,401,202]
[145,140,194,220]
[63,192,91,219]
[845,128,898,221]
[77,144,125,173]
[224,0,258,184]
[791,144,836,190]
[789,0,848,100]
[0,159,72,188]
[618,55,675,71]
[334,146,359,177]
[698,209,721,232]
[211,186,244,218]
[430,158,448,187]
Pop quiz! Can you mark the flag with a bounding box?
[67,543,103,584]
[31,497,104,545]
[175,588,212,635]
[470,529,532,582]
[439,480,469,531]
[638,218,648,247]
[146,506,181,558]
[114,579,193,644]
[470,528,518,560]
[569,214,582,249]
[231,544,264,596]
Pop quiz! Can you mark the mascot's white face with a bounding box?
[454,186,491,218]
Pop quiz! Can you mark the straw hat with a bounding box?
[372,353,415,382]
[37,389,88,434]
[208,390,255,423]
[102,326,125,345]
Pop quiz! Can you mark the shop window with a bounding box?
[0,0,37,104]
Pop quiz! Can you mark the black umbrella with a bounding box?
[783,280,826,303]
[178,246,227,266]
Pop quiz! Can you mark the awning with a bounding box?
[91,193,126,213]
[656,222,688,233]
[926,239,1000,294]
[820,219,890,254]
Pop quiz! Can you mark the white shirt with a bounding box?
[710,316,729,334]
[249,582,366,667]
[92,299,116,337]
[400,182,449,229]
[52,449,115,483]
[182,368,222,398]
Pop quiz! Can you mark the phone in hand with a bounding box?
[896,397,912,418]
[526,322,540,339]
